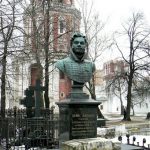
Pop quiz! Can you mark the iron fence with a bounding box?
[0,109,59,149]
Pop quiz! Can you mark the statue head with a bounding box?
[70,32,87,60]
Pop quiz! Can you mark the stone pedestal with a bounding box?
[56,98,100,145]
[62,138,121,150]
[97,118,106,127]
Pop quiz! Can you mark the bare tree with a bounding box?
[77,0,111,100]
[114,12,150,121]
[22,0,79,108]
[110,73,127,115]
[0,0,24,118]
[76,0,113,119]
[131,77,150,115]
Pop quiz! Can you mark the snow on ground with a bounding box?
[111,135,150,148]
[1,135,149,149]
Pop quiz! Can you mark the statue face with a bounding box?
[72,37,86,56]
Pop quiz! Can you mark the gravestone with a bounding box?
[146,112,150,119]
[30,79,46,117]
[23,80,52,148]
[20,88,35,118]
[20,79,45,118]
[56,85,100,145]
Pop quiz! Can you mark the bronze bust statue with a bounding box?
[56,32,95,86]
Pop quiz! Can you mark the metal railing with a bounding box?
[0,109,59,149]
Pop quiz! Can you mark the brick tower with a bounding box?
[23,0,81,104]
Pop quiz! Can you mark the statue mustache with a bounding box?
[72,48,85,52]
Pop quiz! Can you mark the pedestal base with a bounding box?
[56,99,101,145]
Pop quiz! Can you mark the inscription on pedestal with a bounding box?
[70,108,97,139]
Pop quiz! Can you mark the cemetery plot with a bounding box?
[0,109,59,149]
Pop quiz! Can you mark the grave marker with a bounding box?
[30,79,46,117]
[20,88,34,118]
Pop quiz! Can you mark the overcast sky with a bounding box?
[75,0,150,32]
[93,0,150,31]
[75,0,150,69]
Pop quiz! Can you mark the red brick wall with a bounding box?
[29,1,80,101]
[31,67,38,86]
[30,64,42,86]
[59,76,71,100]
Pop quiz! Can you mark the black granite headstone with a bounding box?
[56,99,100,144]
[20,88,35,118]
[146,112,150,119]
[30,79,46,117]
[97,118,106,127]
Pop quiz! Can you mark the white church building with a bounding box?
[95,59,150,116]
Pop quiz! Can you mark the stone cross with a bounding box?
[30,79,46,117]
[20,88,35,118]
[20,88,34,107]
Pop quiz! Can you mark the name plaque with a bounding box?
[71,108,97,139]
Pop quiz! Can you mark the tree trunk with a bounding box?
[1,47,7,118]
[121,103,124,115]
[126,77,132,121]
[44,0,50,109]
[119,92,124,115]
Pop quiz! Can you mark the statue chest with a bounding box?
[64,61,93,83]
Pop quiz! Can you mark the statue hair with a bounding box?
[70,32,87,47]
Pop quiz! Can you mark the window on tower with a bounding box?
[60,20,64,33]
[59,17,66,34]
